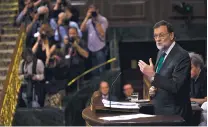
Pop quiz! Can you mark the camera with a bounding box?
[40,33,47,39]
[69,37,75,43]
[62,18,69,26]
[91,11,97,17]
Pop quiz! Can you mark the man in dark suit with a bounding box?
[138,20,192,125]
[99,81,117,101]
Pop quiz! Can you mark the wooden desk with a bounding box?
[82,107,185,126]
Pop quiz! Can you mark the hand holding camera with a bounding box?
[33,13,39,22]
[23,5,29,15]
[86,9,92,18]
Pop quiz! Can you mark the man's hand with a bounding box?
[149,86,157,97]
[22,5,28,15]
[33,13,39,22]
[138,58,155,78]
[58,12,65,25]
[72,41,78,48]
[86,9,92,19]
[56,0,62,4]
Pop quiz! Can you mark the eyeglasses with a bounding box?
[153,33,170,39]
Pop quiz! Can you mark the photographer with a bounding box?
[51,7,82,48]
[18,48,45,108]
[63,27,88,94]
[16,0,34,26]
[32,24,57,66]
[80,4,108,75]
[25,6,51,48]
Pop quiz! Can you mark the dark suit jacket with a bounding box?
[152,43,192,124]
[190,68,207,98]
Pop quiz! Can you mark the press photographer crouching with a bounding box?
[18,48,45,108]
[63,27,89,94]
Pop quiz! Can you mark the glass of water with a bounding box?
[131,92,139,102]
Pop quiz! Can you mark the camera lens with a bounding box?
[69,37,75,43]
[40,33,47,39]
[91,11,97,17]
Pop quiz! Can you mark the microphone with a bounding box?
[109,72,122,111]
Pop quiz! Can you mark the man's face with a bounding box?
[88,6,96,12]
[68,28,77,38]
[191,63,201,78]
[154,25,174,51]
[123,84,133,97]
[100,82,109,95]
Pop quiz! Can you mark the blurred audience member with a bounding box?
[32,24,57,66]
[99,81,117,101]
[123,83,134,101]
[63,27,88,94]
[18,48,45,108]
[80,4,108,75]
[189,52,207,105]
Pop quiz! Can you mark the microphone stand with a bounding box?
[109,72,122,112]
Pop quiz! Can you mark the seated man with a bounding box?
[99,81,117,101]
[123,83,134,101]
[189,52,207,105]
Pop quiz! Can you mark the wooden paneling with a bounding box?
[71,0,206,26]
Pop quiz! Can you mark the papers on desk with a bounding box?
[99,113,156,121]
[134,99,150,103]
[102,99,140,109]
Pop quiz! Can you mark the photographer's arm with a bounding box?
[54,0,61,10]
[26,20,35,33]
[44,39,56,65]
[16,7,27,25]
[95,18,108,38]
[32,42,39,54]
[26,14,38,33]
[32,37,41,53]
[44,39,51,65]
[95,23,105,38]
[33,0,42,7]
[80,10,91,32]
[73,42,89,58]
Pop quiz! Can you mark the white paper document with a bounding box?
[102,99,140,109]
[99,113,156,121]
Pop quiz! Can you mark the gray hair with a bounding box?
[189,52,204,69]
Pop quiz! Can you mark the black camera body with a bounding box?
[69,37,75,43]
[40,33,47,39]
[91,11,97,17]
